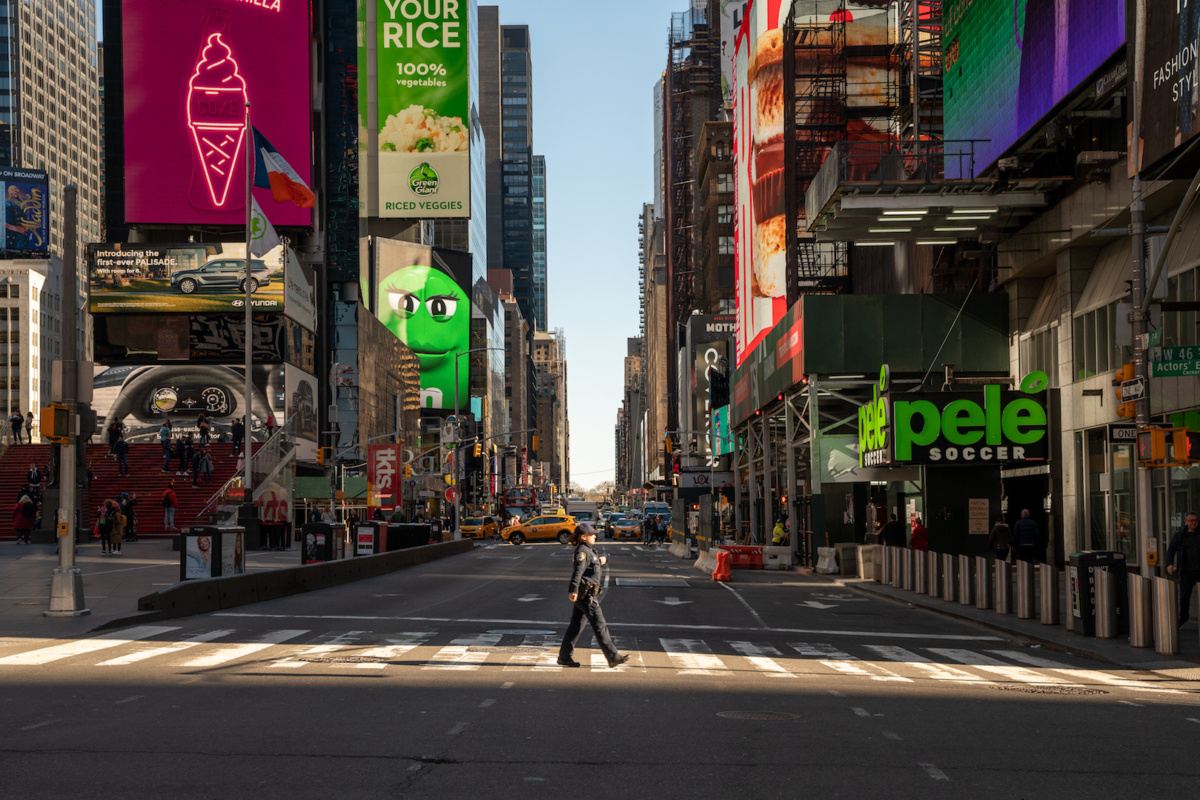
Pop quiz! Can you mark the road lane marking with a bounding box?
[114,695,144,705]
[790,642,912,682]
[0,626,180,666]
[97,630,236,666]
[354,633,434,669]
[919,763,949,781]
[213,613,1004,639]
[179,630,308,668]
[19,719,57,731]
[501,682,514,689]
[716,583,768,628]
[1120,701,1144,707]
[504,635,560,671]
[882,731,902,740]
[729,642,796,678]
[928,648,1075,686]
[851,707,870,717]
[863,645,993,684]
[447,722,469,736]
[987,650,1186,694]
[270,645,344,668]
[661,639,729,676]
[423,634,503,671]
[480,699,496,708]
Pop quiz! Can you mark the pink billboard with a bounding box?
[121,0,311,226]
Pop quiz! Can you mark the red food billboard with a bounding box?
[121,0,311,226]
[368,444,402,508]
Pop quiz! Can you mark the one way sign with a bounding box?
[1121,376,1146,402]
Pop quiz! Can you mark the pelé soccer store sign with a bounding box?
[858,367,1050,467]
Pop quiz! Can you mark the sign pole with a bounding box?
[239,102,261,548]
[1130,82,1154,581]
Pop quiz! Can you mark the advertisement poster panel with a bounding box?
[285,363,319,461]
[368,444,402,508]
[88,243,285,315]
[943,0,1124,176]
[121,0,311,225]
[284,248,317,332]
[185,535,213,579]
[374,0,471,218]
[374,238,470,410]
[1130,2,1200,175]
[0,168,49,253]
[220,531,245,575]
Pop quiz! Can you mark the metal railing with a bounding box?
[198,417,298,525]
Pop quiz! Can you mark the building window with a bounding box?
[718,236,734,255]
[1073,299,1127,381]
[717,204,733,224]
[1019,325,1059,388]
[717,173,733,192]
[719,267,735,286]
[717,298,736,314]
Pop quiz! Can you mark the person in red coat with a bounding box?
[162,482,179,531]
[909,517,929,551]
[13,494,36,544]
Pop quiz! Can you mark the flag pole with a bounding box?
[244,101,254,508]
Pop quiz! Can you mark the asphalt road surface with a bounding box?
[2,541,1199,799]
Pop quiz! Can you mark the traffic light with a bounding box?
[316,447,329,465]
[1137,427,1166,464]
[664,433,672,454]
[473,443,482,458]
[531,434,538,455]
[404,464,413,478]
[40,403,70,443]
[1187,431,1200,463]
[1113,362,1136,419]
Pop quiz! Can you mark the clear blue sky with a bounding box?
[101,0,683,488]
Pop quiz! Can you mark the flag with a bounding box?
[249,197,281,257]
[252,126,315,208]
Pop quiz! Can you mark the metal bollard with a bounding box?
[1153,575,1179,655]
[928,551,943,596]
[914,550,927,594]
[902,548,914,591]
[958,554,975,606]
[1128,574,1153,648]
[879,545,891,584]
[1039,564,1059,625]
[1016,559,1035,619]
[890,547,902,588]
[976,556,993,610]
[942,553,958,602]
[995,559,1013,614]
[1095,567,1117,638]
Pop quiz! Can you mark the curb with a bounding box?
[92,540,474,632]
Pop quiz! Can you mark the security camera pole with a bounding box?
[46,185,87,617]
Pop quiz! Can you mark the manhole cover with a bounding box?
[299,655,386,664]
[717,711,801,721]
[467,646,545,654]
[991,685,1107,696]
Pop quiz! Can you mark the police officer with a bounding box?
[558,523,631,668]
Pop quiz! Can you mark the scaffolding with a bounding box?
[896,0,944,145]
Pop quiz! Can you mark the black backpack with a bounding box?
[162,493,173,508]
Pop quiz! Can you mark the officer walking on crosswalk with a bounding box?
[558,523,631,668]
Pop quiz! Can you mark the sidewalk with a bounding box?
[0,539,298,640]
[815,570,1200,681]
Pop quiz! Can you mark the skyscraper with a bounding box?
[499,25,534,327]
[1,0,102,257]
[531,154,547,331]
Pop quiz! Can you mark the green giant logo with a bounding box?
[859,368,1050,467]
[408,162,440,196]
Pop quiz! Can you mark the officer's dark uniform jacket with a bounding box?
[569,542,604,598]
[1166,526,1200,574]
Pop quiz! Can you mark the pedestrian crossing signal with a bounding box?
[316,447,329,465]
[40,403,70,443]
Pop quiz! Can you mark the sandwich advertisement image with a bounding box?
[374,238,470,410]
[943,0,1124,177]
[0,168,49,254]
[121,0,311,225]
[375,0,471,218]
[88,243,286,315]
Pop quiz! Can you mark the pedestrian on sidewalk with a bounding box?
[199,448,214,484]
[988,515,1011,562]
[86,462,94,489]
[109,499,126,556]
[880,513,906,547]
[159,420,173,472]
[162,482,179,531]
[656,514,667,545]
[1166,511,1200,627]
[120,493,138,542]
[197,413,211,445]
[191,447,203,487]
[97,501,115,555]
[231,418,244,457]
[12,493,35,544]
[24,411,33,443]
[26,463,40,485]
[910,517,929,551]
[557,524,629,669]
[9,410,23,444]
[113,434,130,476]
[1012,509,1040,563]
[266,413,276,437]
[174,436,188,475]
[106,421,122,455]
[183,433,195,476]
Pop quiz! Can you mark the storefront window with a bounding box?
[1112,443,1136,565]
[1086,428,1107,550]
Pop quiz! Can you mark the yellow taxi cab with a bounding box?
[612,515,642,540]
[459,515,499,539]
[501,514,577,545]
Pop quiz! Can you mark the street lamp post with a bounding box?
[452,347,507,540]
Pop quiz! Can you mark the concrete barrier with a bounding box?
[693,548,719,575]
[137,539,474,621]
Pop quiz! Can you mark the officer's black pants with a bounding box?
[559,595,619,662]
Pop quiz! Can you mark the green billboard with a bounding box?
[375,0,471,218]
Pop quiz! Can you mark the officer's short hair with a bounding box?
[1187,511,1198,521]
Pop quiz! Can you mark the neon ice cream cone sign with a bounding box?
[187,10,247,209]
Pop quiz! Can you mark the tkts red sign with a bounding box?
[368,444,400,507]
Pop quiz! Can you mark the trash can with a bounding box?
[1039,564,1060,626]
[1068,551,1128,636]
[388,523,433,550]
[353,521,388,556]
[1153,575,1179,655]
[180,525,246,581]
[301,522,346,564]
[958,554,975,606]
[995,560,1013,614]
[1128,573,1152,648]
[942,553,957,602]
[975,556,993,610]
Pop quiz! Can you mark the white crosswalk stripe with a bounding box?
[863,645,994,684]
[98,630,236,666]
[504,635,561,671]
[269,631,371,669]
[354,633,436,670]
[661,639,729,675]
[928,648,1076,685]
[0,626,181,666]
[180,630,308,668]
[423,633,503,671]
[986,650,1185,694]
[729,641,796,678]
[790,642,912,682]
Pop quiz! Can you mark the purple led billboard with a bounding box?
[121,0,311,226]
[944,0,1125,175]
